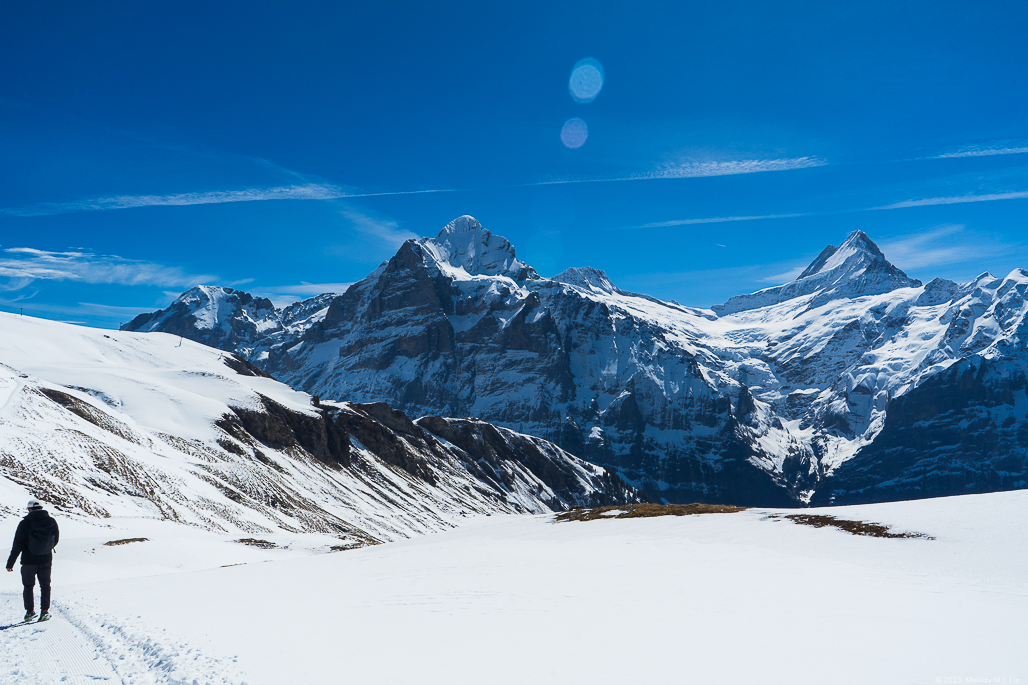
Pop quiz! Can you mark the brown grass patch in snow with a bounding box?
[769,514,934,539]
[555,502,747,523]
[235,538,279,549]
[104,538,148,546]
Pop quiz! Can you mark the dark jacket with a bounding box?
[6,509,59,568]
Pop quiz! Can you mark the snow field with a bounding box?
[1,490,1025,684]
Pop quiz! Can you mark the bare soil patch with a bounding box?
[104,537,149,546]
[769,514,934,539]
[555,502,747,522]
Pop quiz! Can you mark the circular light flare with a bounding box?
[569,58,604,103]
[560,118,588,149]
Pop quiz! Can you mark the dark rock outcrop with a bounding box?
[417,416,642,508]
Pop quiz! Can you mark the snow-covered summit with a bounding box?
[715,230,921,314]
[553,267,623,295]
[123,286,336,361]
[796,230,917,287]
[126,285,277,335]
[420,215,538,281]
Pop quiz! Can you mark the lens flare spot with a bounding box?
[569,58,604,103]
[560,118,588,149]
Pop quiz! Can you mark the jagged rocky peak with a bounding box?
[553,266,622,295]
[419,215,538,281]
[796,230,917,287]
[178,285,274,322]
[714,230,922,315]
[121,284,337,354]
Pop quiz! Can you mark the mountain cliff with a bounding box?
[1,312,638,539]
[124,216,1028,506]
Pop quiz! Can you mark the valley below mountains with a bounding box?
[125,215,1028,506]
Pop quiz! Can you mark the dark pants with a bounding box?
[20,563,51,613]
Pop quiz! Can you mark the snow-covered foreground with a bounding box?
[2,491,1026,684]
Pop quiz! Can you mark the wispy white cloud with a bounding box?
[250,282,354,308]
[2,155,820,218]
[0,184,456,218]
[339,207,418,248]
[758,266,806,284]
[1,184,345,217]
[637,185,1028,231]
[76,301,168,316]
[878,225,1016,271]
[0,297,165,327]
[256,282,354,297]
[525,156,828,188]
[875,190,1028,210]
[0,248,217,290]
[933,144,1028,159]
[635,213,808,229]
[645,156,827,179]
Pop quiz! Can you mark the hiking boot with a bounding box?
[23,611,36,622]
[37,611,51,622]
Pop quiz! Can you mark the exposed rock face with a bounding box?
[129,217,1028,506]
[0,315,639,541]
[416,416,640,508]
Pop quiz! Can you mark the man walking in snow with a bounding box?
[6,499,60,622]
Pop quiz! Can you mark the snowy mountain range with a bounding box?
[125,215,1028,506]
[0,312,637,542]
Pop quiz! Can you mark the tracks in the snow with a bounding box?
[0,591,248,684]
[0,591,119,684]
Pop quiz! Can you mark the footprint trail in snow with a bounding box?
[0,592,247,685]
[0,591,118,684]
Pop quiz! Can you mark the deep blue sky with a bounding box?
[2,1,1027,327]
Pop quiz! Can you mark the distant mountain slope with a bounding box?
[126,216,1028,506]
[123,286,336,363]
[713,230,922,315]
[0,312,638,540]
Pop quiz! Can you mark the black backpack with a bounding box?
[26,517,57,556]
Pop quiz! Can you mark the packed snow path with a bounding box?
[0,594,119,684]
[1,492,1026,684]
[0,592,244,685]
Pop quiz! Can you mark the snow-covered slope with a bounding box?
[0,312,638,542]
[2,491,1026,684]
[128,216,1028,506]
